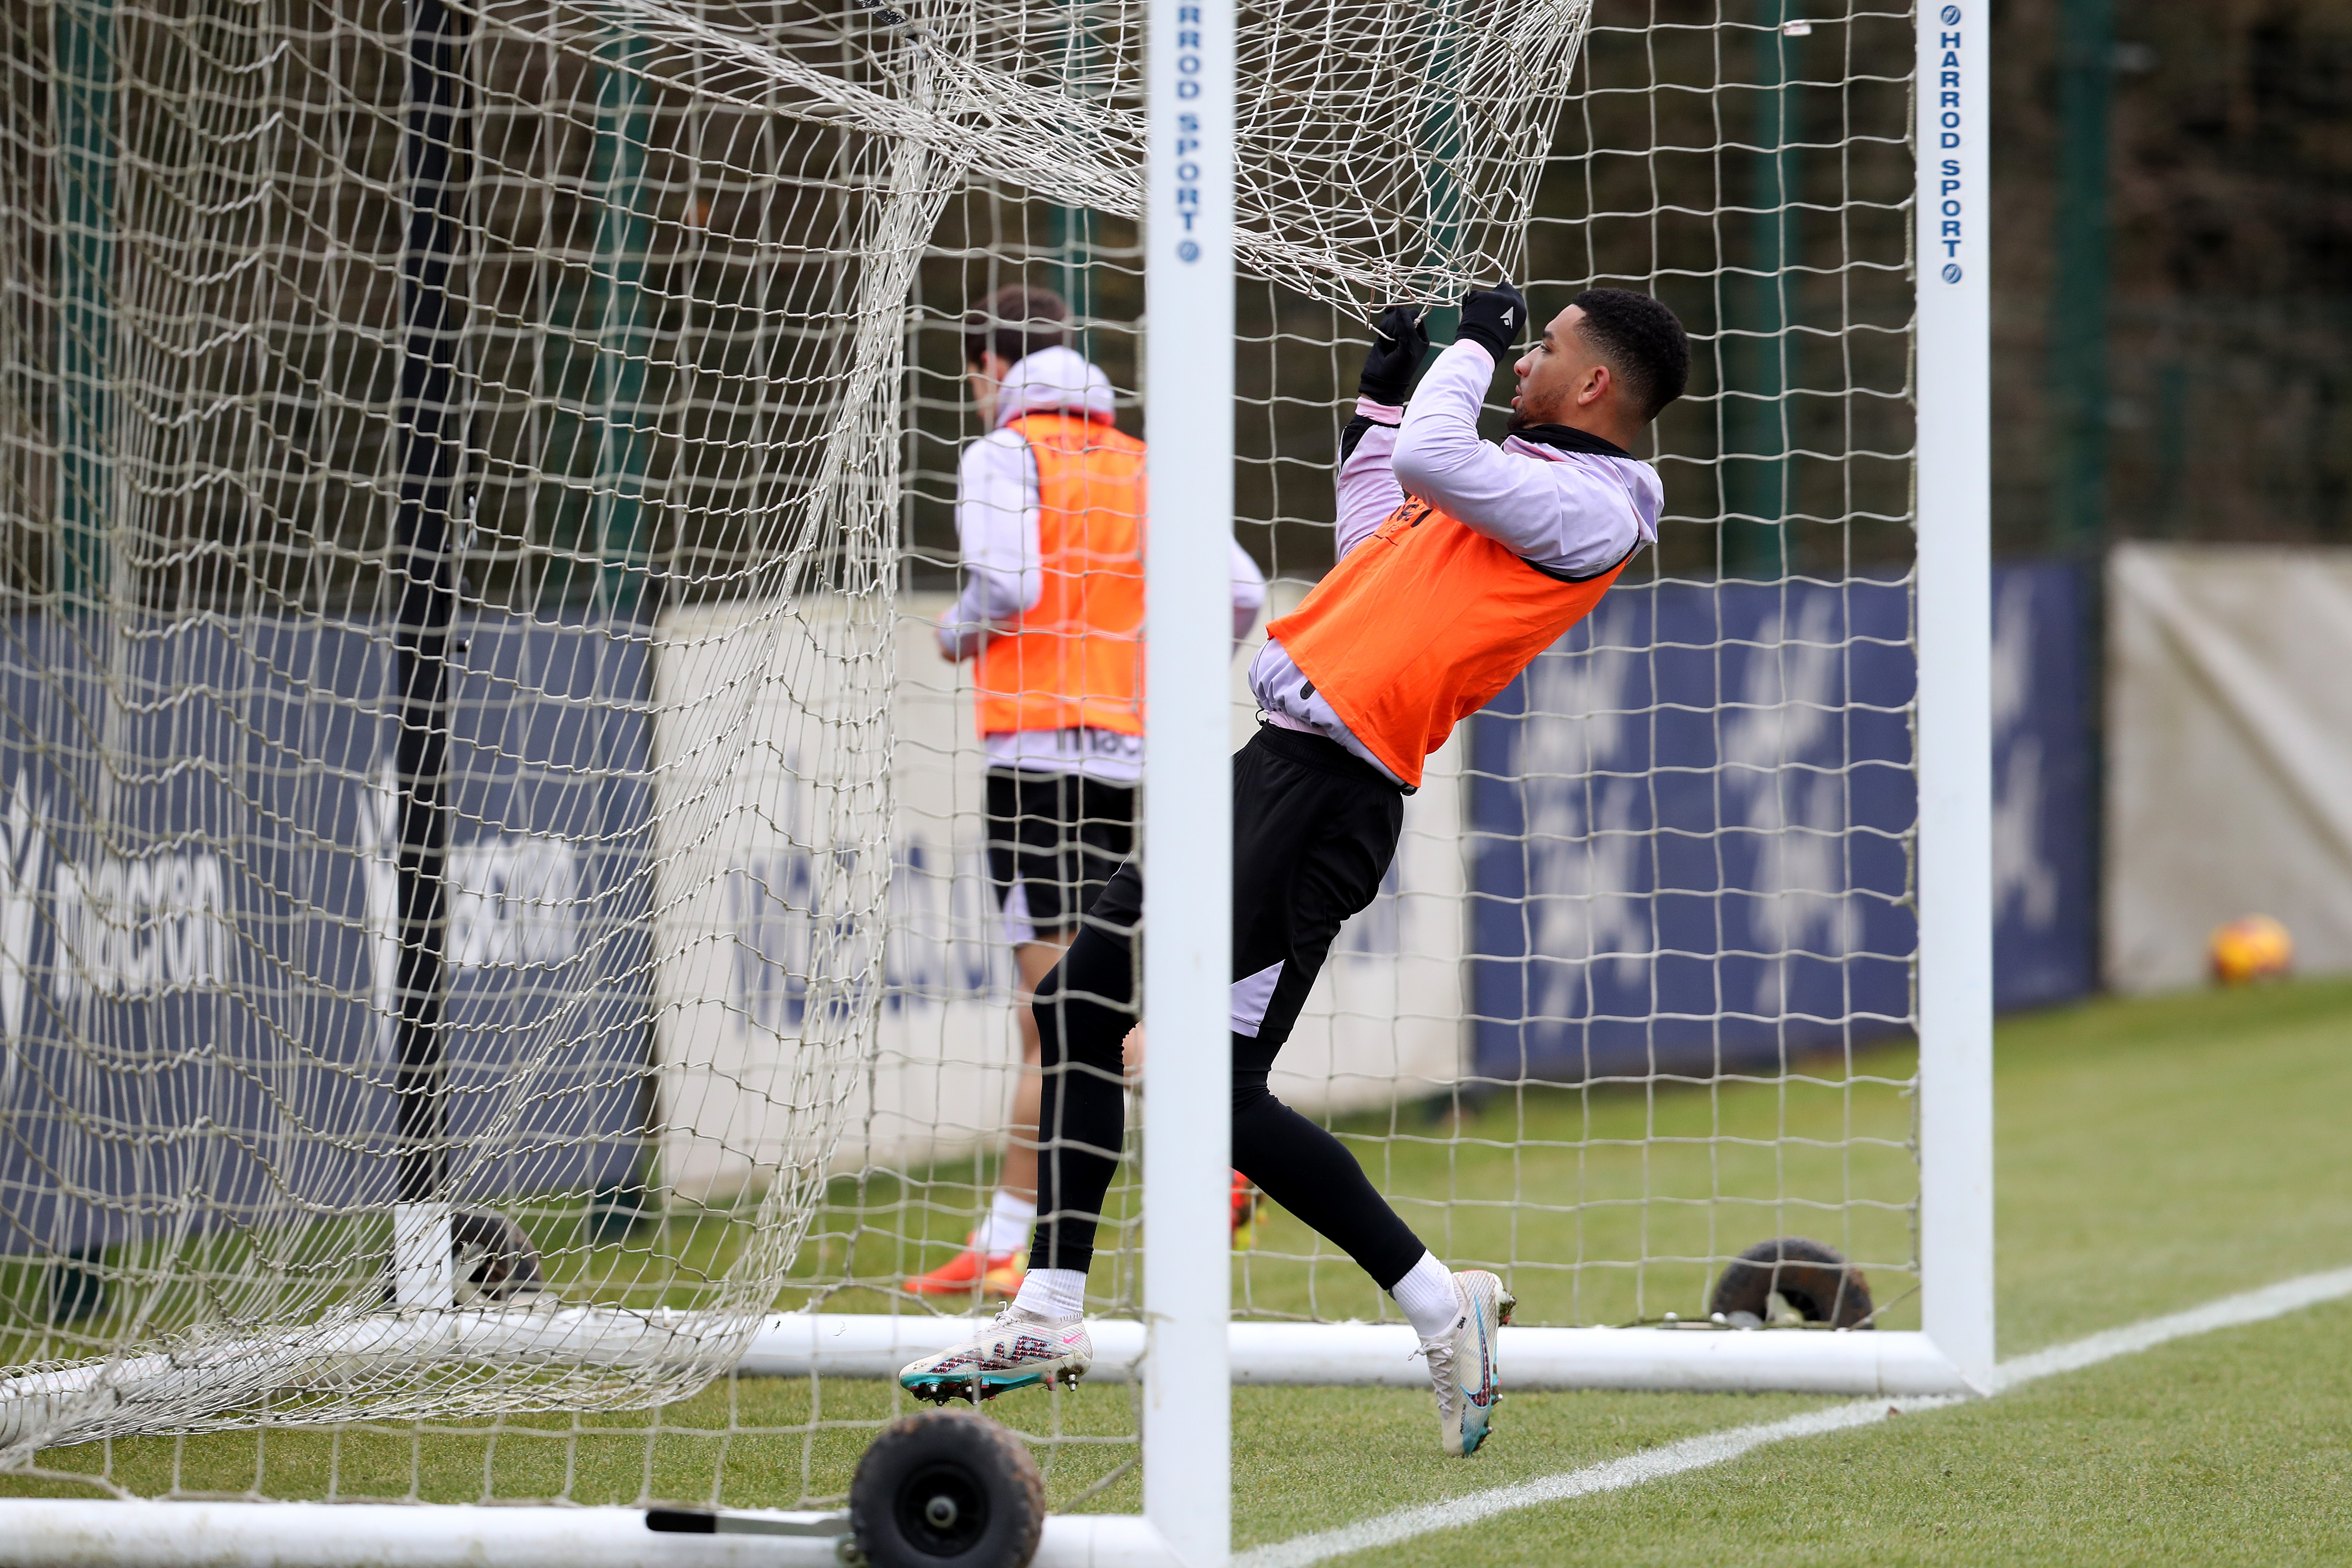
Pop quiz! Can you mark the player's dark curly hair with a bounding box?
[964,284,1069,368]
[1570,288,1690,422]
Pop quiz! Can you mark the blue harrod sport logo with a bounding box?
[1932,5,1966,283]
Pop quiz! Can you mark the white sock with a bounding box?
[1013,1266,1087,1322]
[974,1190,1035,1256]
[1390,1251,1460,1341]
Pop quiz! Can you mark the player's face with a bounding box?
[1509,306,1609,429]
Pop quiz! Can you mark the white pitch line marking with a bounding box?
[1237,1265,2352,1568]
[1988,1265,2352,1391]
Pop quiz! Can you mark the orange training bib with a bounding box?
[1267,498,1629,787]
[974,413,1148,737]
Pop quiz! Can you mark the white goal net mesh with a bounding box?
[0,0,1920,1517]
[867,0,1920,1344]
[0,0,1589,1463]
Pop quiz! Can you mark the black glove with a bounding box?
[1357,305,1430,404]
[1454,282,1528,362]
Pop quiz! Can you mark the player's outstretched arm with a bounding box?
[1334,305,1426,558]
[1394,283,1642,574]
[1393,286,1554,534]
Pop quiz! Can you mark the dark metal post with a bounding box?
[1048,203,1091,354]
[43,0,115,1319]
[393,0,468,1208]
[1416,10,1465,367]
[1048,0,1094,358]
[592,24,651,622]
[2049,0,2113,551]
[1724,0,1801,579]
[584,22,655,1239]
[54,0,116,605]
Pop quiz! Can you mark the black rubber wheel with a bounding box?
[850,1409,1044,1568]
[380,1210,545,1306]
[447,1213,543,1307]
[450,1210,545,1304]
[1708,1237,1874,1329]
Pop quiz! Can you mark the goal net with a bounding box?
[858,0,1929,1351]
[0,0,1973,1531]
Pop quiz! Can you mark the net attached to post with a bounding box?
[0,0,1594,1458]
[876,0,1923,1354]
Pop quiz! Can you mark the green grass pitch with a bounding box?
[7,977,2351,1564]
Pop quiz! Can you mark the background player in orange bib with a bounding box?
[905,285,1267,1301]
[902,280,1690,1447]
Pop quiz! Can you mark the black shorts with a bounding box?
[984,769,1136,944]
[1075,723,1405,1054]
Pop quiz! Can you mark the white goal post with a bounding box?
[1911,0,1998,1398]
[0,0,1990,1557]
[1133,0,1235,1558]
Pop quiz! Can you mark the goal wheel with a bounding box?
[848,1409,1044,1568]
[450,1210,545,1304]
[1708,1237,1874,1329]
[378,1210,545,1306]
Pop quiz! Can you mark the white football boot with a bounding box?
[897,1303,1093,1405]
[1417,1268,1514,1456]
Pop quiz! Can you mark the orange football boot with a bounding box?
[902,1232,1026,1299]
[1231,1171,1265,1250]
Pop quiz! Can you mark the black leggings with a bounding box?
[1026,726,1428,1292]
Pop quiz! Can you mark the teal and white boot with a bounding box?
[1418,1269,1514,1455]
[897,1304,1093,1405]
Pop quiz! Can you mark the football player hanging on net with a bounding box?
[902,284,1689,1455]
[911,285,1268,1302]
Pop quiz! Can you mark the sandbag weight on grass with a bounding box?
[450,1210,546,1304]
[1708,1237,1875,1328]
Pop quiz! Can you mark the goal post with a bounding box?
[1138,0,1235,1559]
[1913,0,1997,1397]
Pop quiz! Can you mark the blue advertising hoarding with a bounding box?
[0,615,650,1258]
[1467,562,2095,1084]
[1467,578,1918,1084]
[1989,561,2098,1010]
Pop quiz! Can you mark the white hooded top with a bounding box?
[940,345,1268,782]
